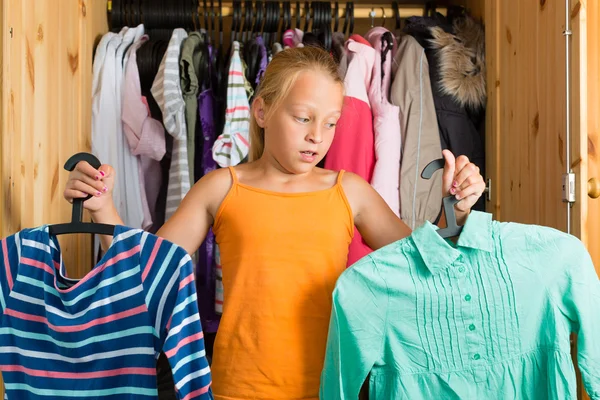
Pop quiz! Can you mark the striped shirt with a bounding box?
[151,28,190,221]
[211,41,251,167]
[0,226,213,399]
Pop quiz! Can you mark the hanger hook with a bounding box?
[369,7,375,28]
[381,7,386,26]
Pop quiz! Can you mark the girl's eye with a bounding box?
[295,117,310,123]
[326,123,336,129]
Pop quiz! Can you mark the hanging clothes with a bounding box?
[180,32,206,185]
[324,34,376,267]
[404,15,486,212]
[151,28,190,221]
[92,32,123,224]
[390,34,444,229]
[332,32,349,78]
[212,41,252,167]
[122,34,167,231]
[365,27,401,217]
[320,211,600,399]
[0,227,213,399]
[115,26,146,231]
[196,70,221,334]
[283,28,305,48]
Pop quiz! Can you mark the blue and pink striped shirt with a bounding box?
[0,225,213,399]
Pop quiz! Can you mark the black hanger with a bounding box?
[310,2,318,33]
[48,153,116,236]
[348,1,354,35]
[282,1,291,43]
[303,1,310,32]
[392,1,401,30]
[218,0,223,47]
[421,159,463,239]
[242,0,252,42]
[295,1,301,29]
[232,0,241,42]
[263,1,274,45]
[253,0,263,38]
[424,1,437,17]
[323,1,332,49]
[333,1,339,32]
[210,0,216,44]
[342,1,349,36]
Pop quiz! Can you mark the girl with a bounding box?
[64,46,486,399]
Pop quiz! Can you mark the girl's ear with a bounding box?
[253,97,267,128]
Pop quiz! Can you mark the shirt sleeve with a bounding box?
[549,235,600,399]
[140,233,213,399]
[319,257,387,399]
[0,234,18,315]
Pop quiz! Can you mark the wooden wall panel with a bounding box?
[0,1,107,395]
[1,0,107,266]
[485,0,571,230]
[587,0,600,272]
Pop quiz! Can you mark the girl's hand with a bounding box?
[441,150,486,224]
[63,161,115,214]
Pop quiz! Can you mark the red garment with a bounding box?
[325,36,376,266]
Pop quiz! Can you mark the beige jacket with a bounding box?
[390,34,443,229]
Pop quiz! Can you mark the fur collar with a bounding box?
[428,16,486,110]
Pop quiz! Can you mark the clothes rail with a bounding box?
[107,2,448,20]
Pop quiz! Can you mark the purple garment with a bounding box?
[256,36,268,86]
[196,87,220,334]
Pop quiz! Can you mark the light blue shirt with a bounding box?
[320,212,600,399]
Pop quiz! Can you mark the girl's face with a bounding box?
[257,71,344,174]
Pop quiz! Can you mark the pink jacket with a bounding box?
[122,35,167,230]
[324,34,376,267]
[365,27,402,217]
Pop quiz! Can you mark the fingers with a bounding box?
[72,170,108,194]
[75,161,105,181]
[441,149,456,192]
[455,194,482,212]
[66,179,106,199]
[455,179,486,200]
[452,156,479,189]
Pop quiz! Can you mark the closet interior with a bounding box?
[0,0,598,399]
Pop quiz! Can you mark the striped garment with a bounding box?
[211,41,252,167]
[0,226,213,399]
[151,28,190,221]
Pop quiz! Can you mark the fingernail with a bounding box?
[96,191,102,196]
[450,188,456,194]
[103,186,108,192]
[452,181,458,187]
[95,175,99,180]
[100,171,105,177]
[455,194,461,200]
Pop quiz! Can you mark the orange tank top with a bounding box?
[211,167,354,399]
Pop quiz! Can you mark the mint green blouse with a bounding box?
[320,212,600,399]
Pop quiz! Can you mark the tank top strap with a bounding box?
[228,166,239,185]
[336,169,346,185]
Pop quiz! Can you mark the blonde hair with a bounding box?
[248,46,344,162]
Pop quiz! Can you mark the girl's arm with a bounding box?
[344,151,486,251]
[66,162,231,255]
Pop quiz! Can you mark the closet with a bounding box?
[0,0,598,398]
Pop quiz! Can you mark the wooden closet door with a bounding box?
[486,0,597,399]
[485,0,570,229]
[0,0,107,396]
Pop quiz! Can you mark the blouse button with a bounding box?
[473,353,481,360]
[464,294,472,301]
[469,324,476,331]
